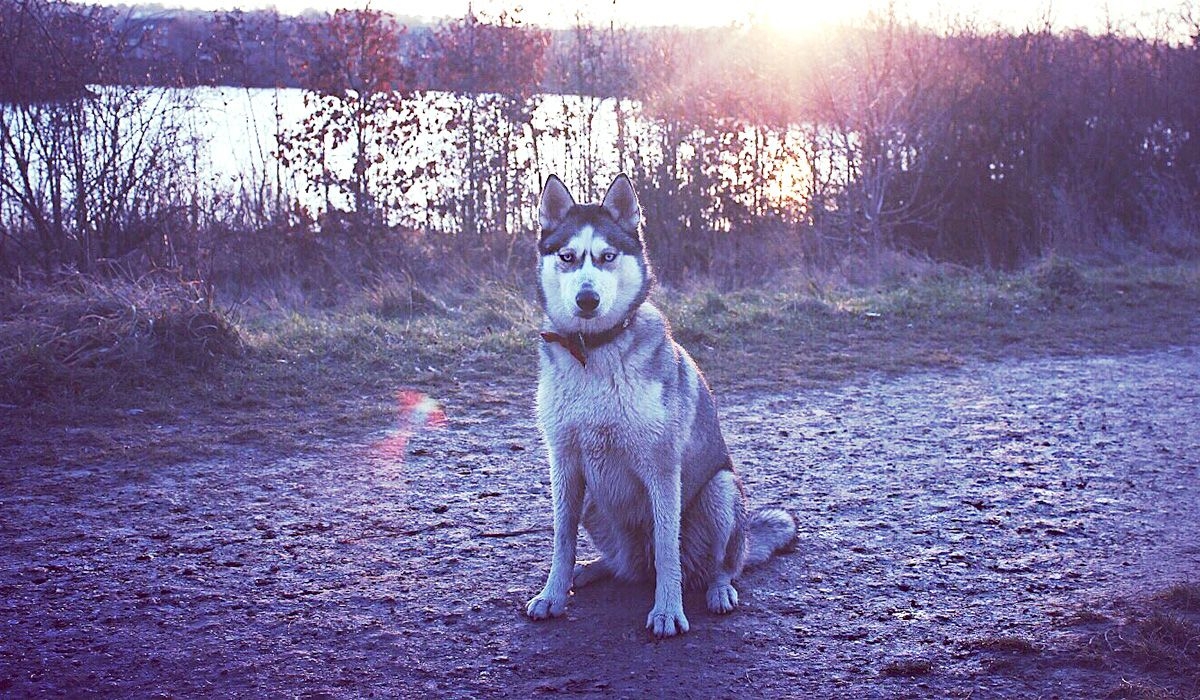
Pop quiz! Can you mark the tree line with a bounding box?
[2,0,1198,286]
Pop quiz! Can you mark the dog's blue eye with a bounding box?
[601,252,618,263]
[558,250,575,263]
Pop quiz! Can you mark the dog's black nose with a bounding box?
[576,289,600,313]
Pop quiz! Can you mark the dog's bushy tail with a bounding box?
[744,508,798,568]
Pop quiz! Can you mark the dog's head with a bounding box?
[536,174,652,333]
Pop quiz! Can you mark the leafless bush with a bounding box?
[0,0,205,275]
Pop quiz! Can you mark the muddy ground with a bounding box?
[2,346,1199,698]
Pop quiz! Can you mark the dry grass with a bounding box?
[1033,254,1088,300]
[1059,607,1113,627]
[1158,582,1200,613]
[2,259,1198,466]
[1104,679,1184,700]
[1080,581,1200,699]
[361,272,453,320]
[0,273,239,400]
[656,259,1200,394]
[1120,611,1200,672]
[969,636,1042,654]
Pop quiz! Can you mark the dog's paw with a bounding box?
[526,590,569,620]
[706,582,739,614]
[646,600,690,638]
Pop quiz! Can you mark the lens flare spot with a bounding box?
[373,390,447,462]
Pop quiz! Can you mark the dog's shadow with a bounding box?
[509,577,773,696]
[533,577,756,640]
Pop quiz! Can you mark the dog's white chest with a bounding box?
[538,353,668,522]
[537,346,670,447]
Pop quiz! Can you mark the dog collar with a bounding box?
[540,316,634,367]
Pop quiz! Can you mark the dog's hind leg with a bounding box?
[574,494,615,592]
[572,558,613,589]
[682,470,748,614]
[579,499,649,584]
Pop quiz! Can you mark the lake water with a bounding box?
[3,86,829,237]
[186,87,647,229]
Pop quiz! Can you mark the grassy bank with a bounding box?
[2,259,1198,467]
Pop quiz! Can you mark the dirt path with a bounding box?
[2,347,1198,698]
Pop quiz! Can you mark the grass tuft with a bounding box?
[1120,610,1200,672]
[1158,582,1200,613]
[880,658,934,677]
[363,273,452,320]
[1033,254,1088,300]
[1083,581,1200,698]
[970,636,1042,654]
[0,274,239,400]
[1104,678,1181,700]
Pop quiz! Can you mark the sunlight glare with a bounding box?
[371,389,448,463]
[743,0,857,34]
[78,0,1186,36]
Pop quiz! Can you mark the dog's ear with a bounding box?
[601,173,641,232]
[539,175,575,235]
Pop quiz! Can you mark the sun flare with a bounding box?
[77,0,1184,37]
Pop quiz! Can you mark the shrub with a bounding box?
[0,274,240,400]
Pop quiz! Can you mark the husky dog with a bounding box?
[525,173,797,637]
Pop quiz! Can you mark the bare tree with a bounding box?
[423,8,549,264]
[807,10,957,257]
[0,0,201,273]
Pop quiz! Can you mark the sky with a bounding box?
[102,0,1193,36]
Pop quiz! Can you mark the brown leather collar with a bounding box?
[540,316,634,367]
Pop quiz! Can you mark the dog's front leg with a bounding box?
[644,456,689,637]
[526,446,584,620]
